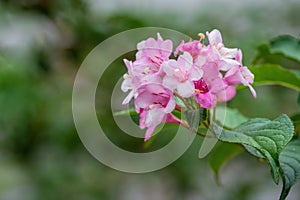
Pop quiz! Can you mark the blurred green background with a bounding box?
[0,0,300,199]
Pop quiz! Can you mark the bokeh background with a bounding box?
[0,0,300,199]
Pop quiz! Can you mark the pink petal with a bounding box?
[217,85,236,102]
[139,110,146,129]
[224,66,243,85]
[210,78,227,94]
[160,40,173,58]
[235,49,243,63]
[144,126,156,141]
[195,92,216,108]
[248,85,257,99]
[174,40,185,57]
[165,113,182,124]
[202,62,220,84]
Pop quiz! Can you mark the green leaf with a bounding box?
[245,64,300,91]
[279,137,300,200]
[209,142,244,182]
[212,114,294,183]
[213,107,249,129]
[298,93,300,109]
[254,35,300,64]
[269,35,300,63]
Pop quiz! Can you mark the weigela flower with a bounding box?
[135,33,173,75]
[224,50,256,98]
[194,62,236,108]
[134,83,180,141]
[206,29,240,71]
[121,59,162,104]
[121,30,256,141]
[162,52,203,98]
[174,40,201,58]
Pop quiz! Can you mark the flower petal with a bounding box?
[177,81,194,98]
[248,85,257,99]
[190,67,203,81]
[217,85,236,102]
[122,90,134,105]
[164,96,176,113]
[207,29,223,45]
[163,76,179,91]
[195,92,216,108]
[162,60,177,76]
[144,126,156,141]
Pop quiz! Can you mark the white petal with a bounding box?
[179,52,193,70]
[190,67,203,81]
[207,29,222,45]
[164,96,176,113]
[122,90,134,105]
[177,81,194,98]
[163,76,179,91]
[162,60,177,76]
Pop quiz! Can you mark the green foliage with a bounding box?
[255,35,300,64]
[208,142,244,182]
[213,107,249,129]
[298,93,300,109]
[212,114,294,184]
[279,137,300,200]
[245,64,300,91]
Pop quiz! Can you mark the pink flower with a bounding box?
[194,62,236,108]
[134,83,180,141]
[162,52,203,97]
[121,30,257,140]
[174,40,201,58]
[121,59,162,105]
[206,29,240,71]
[224,49,256,98]
[121,59,139,104]
[135,33,173,75]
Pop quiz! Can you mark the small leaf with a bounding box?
[254,35,300,64]
[208,142,244,182]
[212,114,294,183]
[269,35,300,63]
[213,107,248,129]
[279,137,300,200]
[243,64,300,91]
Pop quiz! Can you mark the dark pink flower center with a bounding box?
[194,78,209,94]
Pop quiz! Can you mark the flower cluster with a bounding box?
[121,29,256,141]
